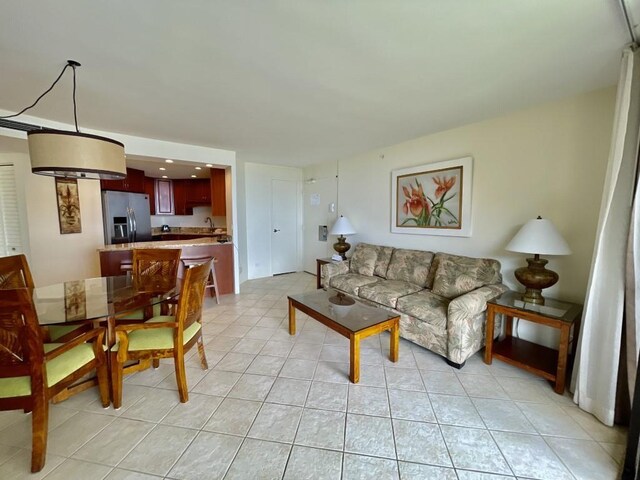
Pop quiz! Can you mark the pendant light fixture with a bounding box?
[0,60,126,180]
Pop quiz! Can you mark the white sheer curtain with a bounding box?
[572,48,640,426]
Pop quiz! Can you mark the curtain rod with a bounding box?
[619,0,639,47]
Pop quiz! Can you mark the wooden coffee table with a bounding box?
[287,289,400,383]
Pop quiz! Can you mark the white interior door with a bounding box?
[271,179,298,275]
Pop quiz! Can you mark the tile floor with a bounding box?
[0,272,628,479]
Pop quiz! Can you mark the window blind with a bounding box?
[0,164,23,257]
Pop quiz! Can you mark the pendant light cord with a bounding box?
[0,60,81,132]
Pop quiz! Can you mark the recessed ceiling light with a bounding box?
[195,166,202,170]
[205,164,213,167]
[165,159,173,163]
[191,174,197,178]
[159,167,166,171]
[162,175,168,178]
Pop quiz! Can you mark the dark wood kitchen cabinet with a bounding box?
[186,179,211,205]
[144,177,156,215]
[173,179,189,215]
[100,168,145,193]
[210,168,226,216]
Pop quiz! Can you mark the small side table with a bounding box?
[484,290,582,394]
[316,258,332,289]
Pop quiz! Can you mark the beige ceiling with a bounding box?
[0,1,635,166]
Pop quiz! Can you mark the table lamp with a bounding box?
[329,215,356,260]
[505,216,571,305]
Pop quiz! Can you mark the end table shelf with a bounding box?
[484,290,582,394]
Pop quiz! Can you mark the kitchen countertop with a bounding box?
[99,237,233,252]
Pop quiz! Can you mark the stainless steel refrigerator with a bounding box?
[102,191,152,244]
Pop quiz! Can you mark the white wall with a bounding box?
[306,87,616,346]
[302,161,338,272]
[245,162,303,279]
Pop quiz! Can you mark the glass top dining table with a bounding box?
[33,275,181,326]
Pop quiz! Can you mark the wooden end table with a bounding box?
[484,290,582,394]
[288,289,399,383]
[316,258,332,289]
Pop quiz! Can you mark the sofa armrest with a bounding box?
[446,283,509,364]
[321,261,350,289]
[448,284,509,319]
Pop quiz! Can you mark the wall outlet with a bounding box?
[329,202,335,213]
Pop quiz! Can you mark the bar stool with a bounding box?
[180,256,220,304]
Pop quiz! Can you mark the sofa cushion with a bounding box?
[396,290,449,331]
[373,245,394,278]
[431,254,502,299]
[329,273,379,296]
[385,249,434,287]
[349,243,378,276]
[358,280,424,309]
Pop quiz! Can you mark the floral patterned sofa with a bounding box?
[321,243,508,368]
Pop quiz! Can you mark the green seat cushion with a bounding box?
[118,303,162,320]
[48,325,82,341]
[112,315,201,352]
[0,343,97,399]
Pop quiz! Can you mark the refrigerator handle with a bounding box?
[126,207,133,242]
[131,208,137,242]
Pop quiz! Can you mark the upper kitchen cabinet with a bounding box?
[210,168,226,216]
[173,179,189,215]
[144,177,156,215]
[100,167,145,193]
[186,179,211,206]
[155,178,174,215]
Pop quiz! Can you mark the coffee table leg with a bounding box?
[350,333,361,383]
[389,319,399,362]
[288,299,296,336]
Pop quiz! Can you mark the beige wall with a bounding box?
[9,152,104,285]
[306,87,616,344]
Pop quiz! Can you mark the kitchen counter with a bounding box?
[98,237,231,252]
[98,238,235,294]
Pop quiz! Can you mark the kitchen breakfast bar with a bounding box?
[98,237,235,294]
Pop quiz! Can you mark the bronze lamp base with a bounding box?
[514,254,559,305]
[333,235,351,260]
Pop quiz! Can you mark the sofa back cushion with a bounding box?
[373,245,394,278]
[349,243,378,276]
[385,249,434,287]
[431,253,502,299]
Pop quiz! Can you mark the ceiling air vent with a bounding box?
[0,118,43,132]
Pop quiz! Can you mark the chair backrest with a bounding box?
[132,249,181,290]
[175,258,213,334]
[0,254,35,289]
[0,288,43,381]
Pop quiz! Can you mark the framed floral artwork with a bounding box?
[391,156,473,236]
[55,178,82,234]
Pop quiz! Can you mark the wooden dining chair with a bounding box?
[116,248,182,320]
[0,288,110,472]
[110,258,212,409]
[0,254,83,343]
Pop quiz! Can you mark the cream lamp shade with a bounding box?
[329,215,356,260]
[28,129,126,180]
[329,215,356,236]
[505,217,571,255]
[506,216,571,305]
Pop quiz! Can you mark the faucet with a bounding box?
[205,217,214,232]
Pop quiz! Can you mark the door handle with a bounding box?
[273,229,280,233]
[131,209,137,241]
[126,207,133,242]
